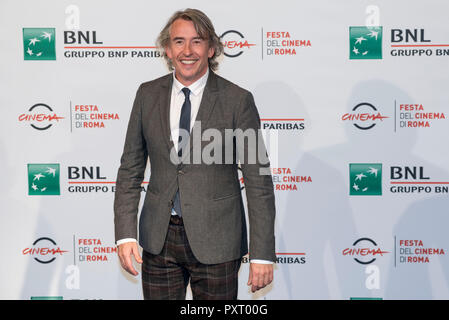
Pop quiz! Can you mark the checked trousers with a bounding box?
[141,216,242,300]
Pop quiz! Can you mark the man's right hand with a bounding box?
[117,242,143,276]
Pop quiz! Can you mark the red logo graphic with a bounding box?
[220,30,255,58]
[342,238,389,264]
[342,102,388,130]
[19,103,64,130]
[23,237,68,264]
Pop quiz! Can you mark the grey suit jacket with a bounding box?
[114,70,276,264]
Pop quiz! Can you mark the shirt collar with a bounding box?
[172,68,209,97]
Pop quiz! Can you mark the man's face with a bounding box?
[165,18,214,86]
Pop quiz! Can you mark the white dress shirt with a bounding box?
[117,69,273,265]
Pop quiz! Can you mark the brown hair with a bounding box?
[157,8,223,71]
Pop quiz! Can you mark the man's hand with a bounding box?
[247,263,273,293]
[117,242,142,276]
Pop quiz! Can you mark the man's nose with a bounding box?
[183,42,192,56]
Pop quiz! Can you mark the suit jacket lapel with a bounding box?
[191,70,219,135]
[158,74,174,153]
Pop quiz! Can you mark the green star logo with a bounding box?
[28,164,60,195]
[349,163,382,196]
[23,28,56,60]
[349,26,382,60]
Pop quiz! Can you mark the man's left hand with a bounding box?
[247,263,273,293]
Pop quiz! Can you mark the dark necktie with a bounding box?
[172,87,191,216]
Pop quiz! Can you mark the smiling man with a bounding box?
[114,8,276,300]
[163,18,214,86]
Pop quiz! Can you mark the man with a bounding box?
[114,8,276,300]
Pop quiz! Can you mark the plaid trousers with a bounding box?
[141,215,242,300]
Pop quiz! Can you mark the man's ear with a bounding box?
[165,45,173,60]
[208,46,215,59]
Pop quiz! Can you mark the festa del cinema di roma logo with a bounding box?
[343,238,389,265]
[19,103,64,130]
[220,30,256,58]
[342,103,389,130]
[22,237,68,264]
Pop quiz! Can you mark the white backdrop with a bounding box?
[1,0,449,300]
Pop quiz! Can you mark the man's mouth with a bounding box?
[180,59,198,65]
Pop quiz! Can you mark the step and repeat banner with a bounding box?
[1,0,448,300]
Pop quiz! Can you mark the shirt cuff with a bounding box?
[116,238,137,246]
[250,259,274,264]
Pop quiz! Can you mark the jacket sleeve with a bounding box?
[114,84,148,242]
[235,91,276,262]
